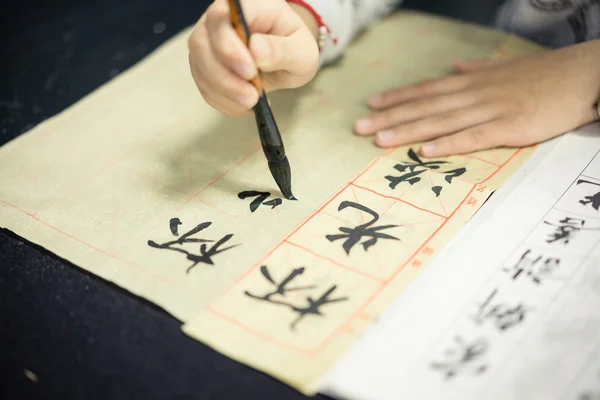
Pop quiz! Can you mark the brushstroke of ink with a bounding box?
[238,190,283,213]
[169,217,182,236]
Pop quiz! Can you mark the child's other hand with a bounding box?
[188,0,319,117]
[354,40,600,157]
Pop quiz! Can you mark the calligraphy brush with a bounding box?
[228,0,296,201]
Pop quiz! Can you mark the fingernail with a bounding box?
[377,130,395,145]
[369,95,382,106]
[253,36,271,64]
[235,63,253,80]
[420,143,437,156]
[237,95,255,109]
[355,118,372,132]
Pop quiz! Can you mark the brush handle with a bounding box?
[228,0,264,95]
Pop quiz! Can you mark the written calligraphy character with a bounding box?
[577,179,600,211]
[470,288,530,331]
[147,217,240,273]
[245,265,349,331]
[385,148,466,197]
[543,217,586,244]
[430,336,488,379]
[503,249,560,284]
[238,190,283,213]
[326,201,400,255]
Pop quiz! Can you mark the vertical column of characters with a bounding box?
[415,274,540,396]
[509,150,600,292]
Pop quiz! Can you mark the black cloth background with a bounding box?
[0,0,504,398]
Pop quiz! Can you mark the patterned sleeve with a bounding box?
[494,0,600,47]
[299,0,403,66]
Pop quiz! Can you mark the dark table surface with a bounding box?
[0,0,504,398]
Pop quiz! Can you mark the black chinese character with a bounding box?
[325,201,400,255]
[385,148,466,197]
[577,179,600,211]
[148,217,240,273]
[238,191,283,213]
[431,336,488,379]
[470,288,530,331]
[245,265,349,331]
[544,217,586,244]
[503,249,560,284]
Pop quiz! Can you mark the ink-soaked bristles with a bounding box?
[268,157,296,201]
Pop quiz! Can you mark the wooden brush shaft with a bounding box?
[227,0,265,95]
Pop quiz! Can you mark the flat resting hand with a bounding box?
[353,40,600,157]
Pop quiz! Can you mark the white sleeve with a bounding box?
[301,0,403,66]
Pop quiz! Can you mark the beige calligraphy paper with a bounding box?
[0,11,543,396]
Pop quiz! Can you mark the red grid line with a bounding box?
[31,113,199,217]
[322,211,354,227]
[378,183,412,220]
[206,305,322,357]
[284,240,384,283]
[371,250,388,278]
[462,153,501,167]
[489,148,504,164]
[428,171,449,217]
[480,148,522,184]
[349,185,367,224]
[383,184,476,286]
[116,146,262,256]
[351,183,448,219]
[193,197,266,229]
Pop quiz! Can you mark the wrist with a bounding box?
[287,0,337,53]
[289,3,320,41]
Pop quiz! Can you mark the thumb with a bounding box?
[249,30,318,76]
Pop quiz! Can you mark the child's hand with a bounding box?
[354,40,600,157]
[188,0,319,117]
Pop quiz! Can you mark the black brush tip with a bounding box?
[268,157,296,200]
